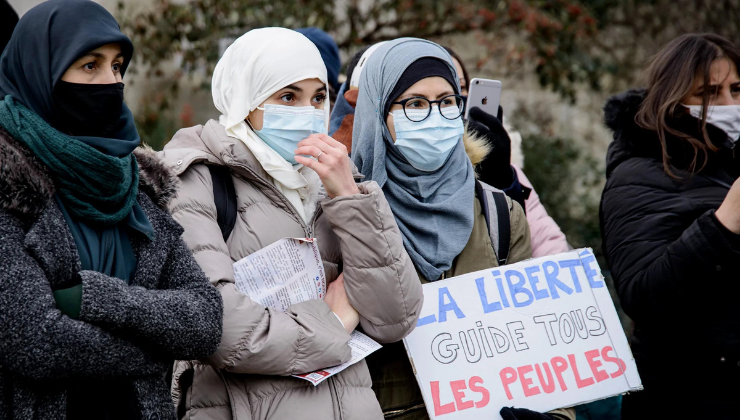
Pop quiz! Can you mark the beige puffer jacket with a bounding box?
[159,120,423,420]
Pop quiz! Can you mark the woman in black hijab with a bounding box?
[0,1,223,419]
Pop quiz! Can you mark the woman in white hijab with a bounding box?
[161,28,422,420]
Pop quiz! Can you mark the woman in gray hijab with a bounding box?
[352,38,574,420]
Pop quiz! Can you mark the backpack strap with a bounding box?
[476,180,512,266]
[491,191,511,265]
[207,165,237,242]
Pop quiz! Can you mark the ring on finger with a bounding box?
[316,151,324,160]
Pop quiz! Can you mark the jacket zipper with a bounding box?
[227,161,361,420]
[330,376,344,420]
[307,198,324,237]
[230,165,344,420]
[228,160,312,233]
[223,155,360,238]
[216,370,240,420]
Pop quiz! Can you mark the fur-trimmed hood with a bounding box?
[0,128,178,220]
[464,130,490,170]
[603,88,734,178]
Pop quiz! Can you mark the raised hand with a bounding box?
[295,134,360,199]
[468,106,513,189]
[715,176,740,234]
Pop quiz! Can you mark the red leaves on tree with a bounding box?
[179,104,194,127]
[509,1,527,23]
[478,8,497,23]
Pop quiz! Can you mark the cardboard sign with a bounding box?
[403,249,642,419]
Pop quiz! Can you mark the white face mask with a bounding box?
[685,104,740,142]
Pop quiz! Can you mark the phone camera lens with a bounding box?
[475,81,479,84]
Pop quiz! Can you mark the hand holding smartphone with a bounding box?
[463,78,502,120]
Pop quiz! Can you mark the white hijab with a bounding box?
[212,27,330,221]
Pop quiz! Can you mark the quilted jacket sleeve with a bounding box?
[170,163,352,375]
[601,160,740,323]
[320,181,424,344]
[0,210,166,381]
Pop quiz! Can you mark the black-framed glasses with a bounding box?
[390,94,467,122]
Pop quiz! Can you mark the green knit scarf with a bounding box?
[0,95,138,225]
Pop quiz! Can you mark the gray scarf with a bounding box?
[351,38,475,281]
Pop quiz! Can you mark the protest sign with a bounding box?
[233,238,381,386]
[403,249,642,419]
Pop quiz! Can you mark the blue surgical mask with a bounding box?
[391,107,464,172]
[253,104,326,164]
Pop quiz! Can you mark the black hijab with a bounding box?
[0,2,149,416]
[0,0,140,156]
[0,0,153,284]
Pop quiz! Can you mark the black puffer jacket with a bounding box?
[601,89,740,407]
[0,129,223,420]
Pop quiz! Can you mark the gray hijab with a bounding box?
[351,38,475,281]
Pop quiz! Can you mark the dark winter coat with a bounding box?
[601,89,740,414]
[0,128,223,420]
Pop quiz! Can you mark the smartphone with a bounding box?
[464,78,502,120]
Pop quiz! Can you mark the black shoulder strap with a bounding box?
[476,180,512,266]
[208,165,237,242]
[491,191,511,265]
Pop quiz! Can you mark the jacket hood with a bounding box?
[0,128,178,219]
[603,88,734,177]
[464,130,490,169]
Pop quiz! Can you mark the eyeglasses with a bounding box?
[390,94,467,122]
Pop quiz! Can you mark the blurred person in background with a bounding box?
[351,37,573,420]
[160,27,422,420]
[444,45,570,258]
[329,44,374,150]
[0,0,223,418]
[296,27,341,108]
[601,33,740,419]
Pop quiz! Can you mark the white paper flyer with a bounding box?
[233,237,382,386]
[233,237,327,312]
[293,330,383,386]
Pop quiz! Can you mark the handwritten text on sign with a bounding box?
[403,249,642,420]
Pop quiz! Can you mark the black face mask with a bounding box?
[52,81,125,138]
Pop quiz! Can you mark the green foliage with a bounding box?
[119,0,740,102]
[136,107,176,151]
[118,0,611,101]
[134,94,194,151]
[520,134,602,258]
